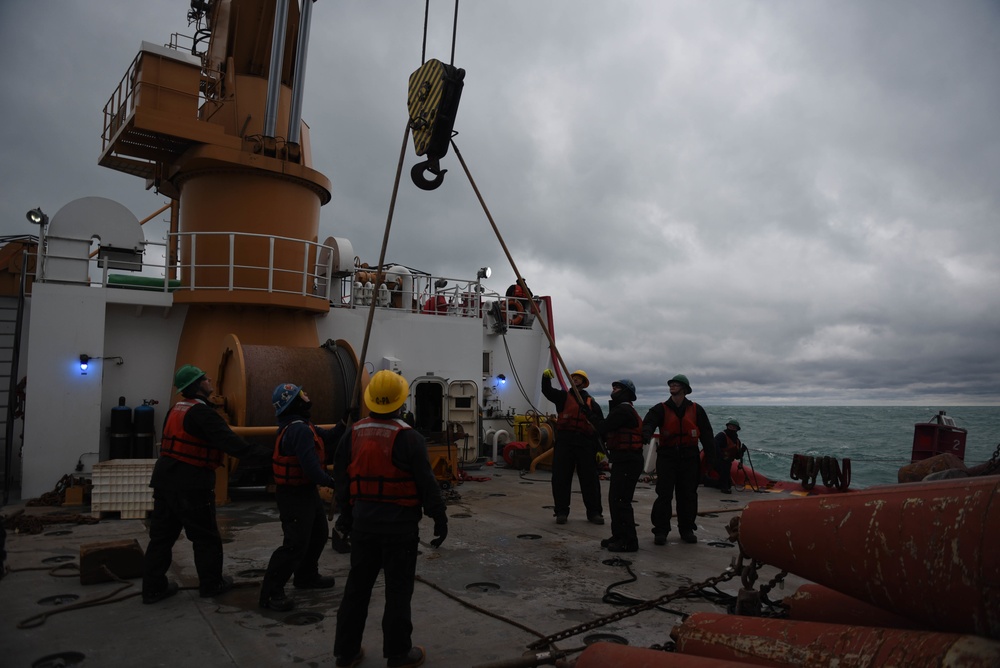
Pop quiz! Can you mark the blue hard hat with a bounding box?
[612,378,637,402]
[272,383,302,416]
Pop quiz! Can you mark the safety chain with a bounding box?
[526,566,739,650]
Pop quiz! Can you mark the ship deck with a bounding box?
[2,469,806,667]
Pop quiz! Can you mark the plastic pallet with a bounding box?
[91,459,156,519]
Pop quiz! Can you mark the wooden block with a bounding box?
[79,539,145,585]
[63,486,85,506]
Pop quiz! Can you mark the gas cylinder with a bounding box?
[133,399,157,458]
[108,396,132,460]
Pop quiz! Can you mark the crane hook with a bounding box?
[411,157,447,191]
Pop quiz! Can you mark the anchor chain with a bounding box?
[526,567,740,650]
[982,441,1000,475]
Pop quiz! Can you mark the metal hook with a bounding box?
[411,158,447,191]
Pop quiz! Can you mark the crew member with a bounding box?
[142,365,265,603]
[593,379,643,552]
[707,419,743,494]
[641,374,716,545]
[333,371,447,668]
[541,368,605,525]
[259,383,342,611]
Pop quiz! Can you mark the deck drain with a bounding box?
[32,652,86,667]
[465,582,500,593]
[38,594,80,606]
[702,513,719,518]
[519,481,533,484]
[488,493,507,497]
[451,513,472,519]
[720,499,741,503]
[284,611,325,625]
[42,555,75,564]
[238,568,268,578]
[602,558,632,567]
[542,505,555,510]
[44,530,72,536]
[584,633,628,645]
[707,541,735,549]
[516,534,542,540]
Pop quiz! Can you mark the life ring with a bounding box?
[503,298,525,326]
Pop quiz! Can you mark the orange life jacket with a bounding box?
[659,401,700,448]
[160,399,224,469]
[272,421,325,486]
[721,431,742,460]
[557,392,595,433]
[605,405,643,451]
[348,417,419,507]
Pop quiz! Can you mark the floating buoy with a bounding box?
[738,477,1000,639]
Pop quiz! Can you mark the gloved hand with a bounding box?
[430,515,448,548]
[542,369,554,380]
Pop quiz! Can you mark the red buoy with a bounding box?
[738,477,1000,639]
[673,613,1000,667]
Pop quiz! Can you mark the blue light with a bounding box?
[497,373,506,385]
[79,354,90,374]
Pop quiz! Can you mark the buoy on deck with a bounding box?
[672,613,1000,667]
[738,477,1000,639]
[785,584,927,630]
[575,642,761,667]
[673,613,1000,667]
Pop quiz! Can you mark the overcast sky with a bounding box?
[1,1,998,406]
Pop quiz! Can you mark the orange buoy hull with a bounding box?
[575,642,760,667]
[785,584,927,630]
[738,477,1000,638]
[673,612,1000,667]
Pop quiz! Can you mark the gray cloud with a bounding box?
[2,0,997,406]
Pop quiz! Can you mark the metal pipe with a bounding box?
[263,0,291,138]
[287,0,315,145]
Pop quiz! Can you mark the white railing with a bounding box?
[31,230,539,328]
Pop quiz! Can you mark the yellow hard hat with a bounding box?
[364,370,410,414]
[570,369,590,388]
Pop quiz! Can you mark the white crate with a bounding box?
[91,459,156,519]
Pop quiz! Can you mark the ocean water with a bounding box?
[632,405,999,489]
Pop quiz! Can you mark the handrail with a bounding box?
[29,229,540,326]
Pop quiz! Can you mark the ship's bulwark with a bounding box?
[738,477,1000,639]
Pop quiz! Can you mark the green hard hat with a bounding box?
[668,374,692,393]
[174,364,206,392]
[726,418,741,431]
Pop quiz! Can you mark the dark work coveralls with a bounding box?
[333,417,447,661]
[594,396,644,546]
[542,375,605,520]
[641,399,715,537]
[142,397,261,598]
[260,411,344,602]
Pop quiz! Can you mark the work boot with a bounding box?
[335,648,364,668]
[587,514,605,525]
[653,533,667,546]
[259,588,295,612]
[607,540,638,553]
[199,574,233,598]
[680,531,698,544]
[600,536,619,548]
[293,574,336,589]
[387,646,425,668]
[142,580,179,604]
[555,514,568,525]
